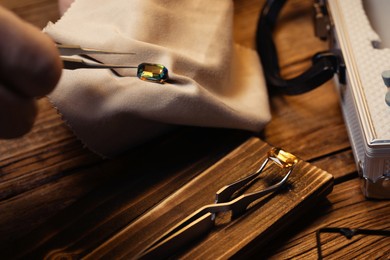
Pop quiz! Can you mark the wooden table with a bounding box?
[1,0,389,259]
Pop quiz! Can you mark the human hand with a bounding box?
[0,6,62,138]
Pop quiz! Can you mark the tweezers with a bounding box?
[57,44,169,83]
[136,148,299,259]
[58,44,137,69]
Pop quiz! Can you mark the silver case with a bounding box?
[327,0,390,199]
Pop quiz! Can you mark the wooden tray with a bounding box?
[3,137,333,259]
[79,138,334,259]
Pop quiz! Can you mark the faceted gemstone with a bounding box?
[137,63,168,83]
[268,148,298,168]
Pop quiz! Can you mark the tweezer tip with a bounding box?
[57,43,136,55]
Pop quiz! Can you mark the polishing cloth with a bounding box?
[45,0,271,156]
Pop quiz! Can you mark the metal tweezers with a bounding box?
[136,148,299,259]
[57,44,169,83]
[57,44,138,70]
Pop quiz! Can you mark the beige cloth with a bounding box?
[45,0,271,157]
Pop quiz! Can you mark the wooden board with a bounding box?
[4,138,333,259]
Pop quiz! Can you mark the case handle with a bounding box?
[256,0,340,95]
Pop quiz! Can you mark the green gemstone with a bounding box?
[137,63,168,83]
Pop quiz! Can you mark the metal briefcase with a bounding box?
[256,0,390,199]
[325,0,390,199]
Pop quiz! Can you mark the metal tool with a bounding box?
[57,44,169,83]
[136,148,299,259]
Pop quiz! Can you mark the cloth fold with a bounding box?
[45,0,271,156]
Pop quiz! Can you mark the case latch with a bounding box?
[313,0,330,40]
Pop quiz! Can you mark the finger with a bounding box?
[0,6,62,98]
[0,83,37,138]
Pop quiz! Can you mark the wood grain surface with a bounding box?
[1,0,389,259]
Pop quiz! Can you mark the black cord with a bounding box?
[256,0,339,95]
[316,227,390,259]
